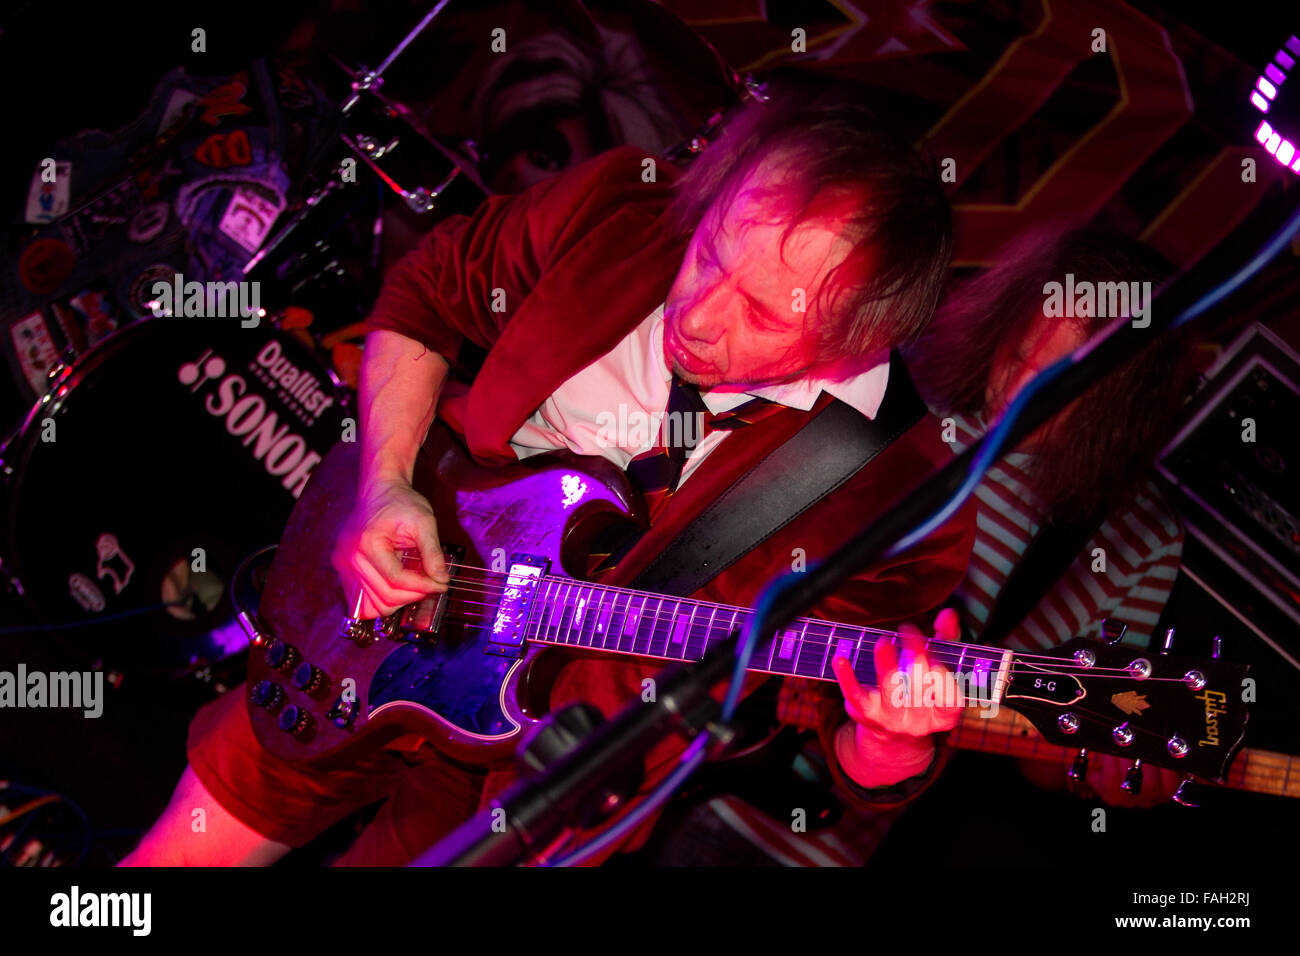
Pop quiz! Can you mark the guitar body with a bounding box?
[249,421,643,768]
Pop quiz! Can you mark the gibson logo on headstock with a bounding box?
[1197,688,1227,747]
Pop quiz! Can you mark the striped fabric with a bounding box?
[946,411,1184,652]
[699,410,1184,865]
[625,376,785,521]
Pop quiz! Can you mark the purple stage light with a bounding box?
[1250,37,1300,175]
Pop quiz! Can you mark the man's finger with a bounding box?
[353,553,435,609]
[366,539,446,593]
[934,606,961,642]
[419,527,450,583]
[832,653,867,702]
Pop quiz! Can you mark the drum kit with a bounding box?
[0,1,760,697]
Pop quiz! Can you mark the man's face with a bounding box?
[985,311,1087,445]
[663,161,861,390]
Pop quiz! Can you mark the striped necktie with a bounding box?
[625,377,786,520]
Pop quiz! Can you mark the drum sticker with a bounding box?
[156,88,200,136]
[178,348,228,391]
[95,533,135,595]
[61,176,144,255]
[129,264,177,316]
[49,302,88,355]
[275,66,316,111]
[219,186,284,253]
[177,344,331,498]
[198,79,251,126]
[194,130,253,169]
[9,312,60,393]
[25,161,72,223]
[18,238,76,295]
[127,201,171,243]
[68,573,106,613]
[134,158,183,203]
[63,286,122,347]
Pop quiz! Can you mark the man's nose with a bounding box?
[678,282,728,344]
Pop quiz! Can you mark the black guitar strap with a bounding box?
[629,350,928,597]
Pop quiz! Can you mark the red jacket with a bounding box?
[364,146,976,804]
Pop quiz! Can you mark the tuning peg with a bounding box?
[1121,759,1144,795]
[1069,748,1089,782]
[1172,775,1200,807]
[1160,629,1175,654]
[1101,619,1128,645]
[1212,635,1222,660]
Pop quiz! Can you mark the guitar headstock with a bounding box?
[999,630,1250,782]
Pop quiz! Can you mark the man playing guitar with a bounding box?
[124,77,977,866]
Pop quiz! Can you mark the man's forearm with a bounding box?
[359,330,450,486]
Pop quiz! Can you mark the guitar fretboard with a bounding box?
[523,576,1012,697]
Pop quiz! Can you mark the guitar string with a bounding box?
[429,599,1190,687]
[432,589,1181,678]
[419,602,1222,762]
[435,589,1172,679]
[372,593,1246,775]
[430,566,1160,672]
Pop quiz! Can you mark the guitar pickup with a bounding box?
[396,544,464,639]
[485,554,548,659]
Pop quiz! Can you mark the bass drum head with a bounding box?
[3,318,348,677]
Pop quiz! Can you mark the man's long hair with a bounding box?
[664,72,952,363]
[908,227,1195,521]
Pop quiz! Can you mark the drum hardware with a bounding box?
[339,132,464,214]
[329,55,493,198]
[245,49,491,283]
[338,0,457,115]
[664,73,769,164]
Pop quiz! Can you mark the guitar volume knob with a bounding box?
[291,661,327,694]
[264,639,301,673]
[277,704,315,740]
[249,680,284,711]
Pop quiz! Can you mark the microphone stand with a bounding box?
[414,631,738,866]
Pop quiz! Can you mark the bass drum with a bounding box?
[1,317,349,680]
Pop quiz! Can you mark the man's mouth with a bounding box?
[665,328,711,375]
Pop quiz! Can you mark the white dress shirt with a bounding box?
[509,303,890,488]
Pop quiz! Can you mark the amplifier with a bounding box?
[1158,322,1300,652]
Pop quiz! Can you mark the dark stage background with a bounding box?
[0,0,1297,868]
